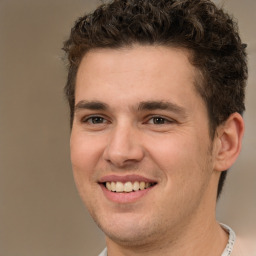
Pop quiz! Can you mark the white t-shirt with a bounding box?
[98,248,107,256]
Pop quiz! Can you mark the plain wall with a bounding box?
[0,0,255,255]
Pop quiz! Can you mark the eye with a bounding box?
[147,116,173,125]
[82,115,108,124]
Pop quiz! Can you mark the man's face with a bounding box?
[70,45,219,246]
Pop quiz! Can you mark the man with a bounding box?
[63,0,247,255]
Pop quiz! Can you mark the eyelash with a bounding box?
[146,116,174,125]
[81,115,174,126]
[82,115,108,124]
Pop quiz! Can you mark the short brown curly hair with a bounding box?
[63,0,247,198]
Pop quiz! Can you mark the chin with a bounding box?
[96,214,162,247]
[105,228,154,247]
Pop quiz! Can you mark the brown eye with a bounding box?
[83,116,107,124]
[152,117,166,124]
[147,116,173,125]
[90,116,105,124]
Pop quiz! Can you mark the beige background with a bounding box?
[0,0,255,255]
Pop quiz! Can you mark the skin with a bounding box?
[70,45,244,256]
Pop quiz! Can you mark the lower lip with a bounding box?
[100,184,155,204]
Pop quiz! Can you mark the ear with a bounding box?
[214,113,244,172]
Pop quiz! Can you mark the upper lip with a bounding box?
[98,174,158,184]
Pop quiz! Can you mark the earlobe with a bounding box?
[214,113,244,172]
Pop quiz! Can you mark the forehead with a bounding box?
[75,45,202,108]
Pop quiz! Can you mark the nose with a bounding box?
[103,124,145,168]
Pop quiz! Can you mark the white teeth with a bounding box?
[139,181,145,190]
[111,181,116,192]
[133,181,140,191]
[105,181,154,193]
[124,181,133,192]
[115,181,123,192]
[106,182,112,191]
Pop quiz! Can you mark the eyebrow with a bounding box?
[138,101,187,116]
[74,100,187,116]
[75,100,109,111]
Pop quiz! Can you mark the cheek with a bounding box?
[70,132,106,207]
[147,133,210,187]
[147,133,196,170]
[70,132,105,184]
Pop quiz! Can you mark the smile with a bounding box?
[105,181,155,193]
[99,175,158,202]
